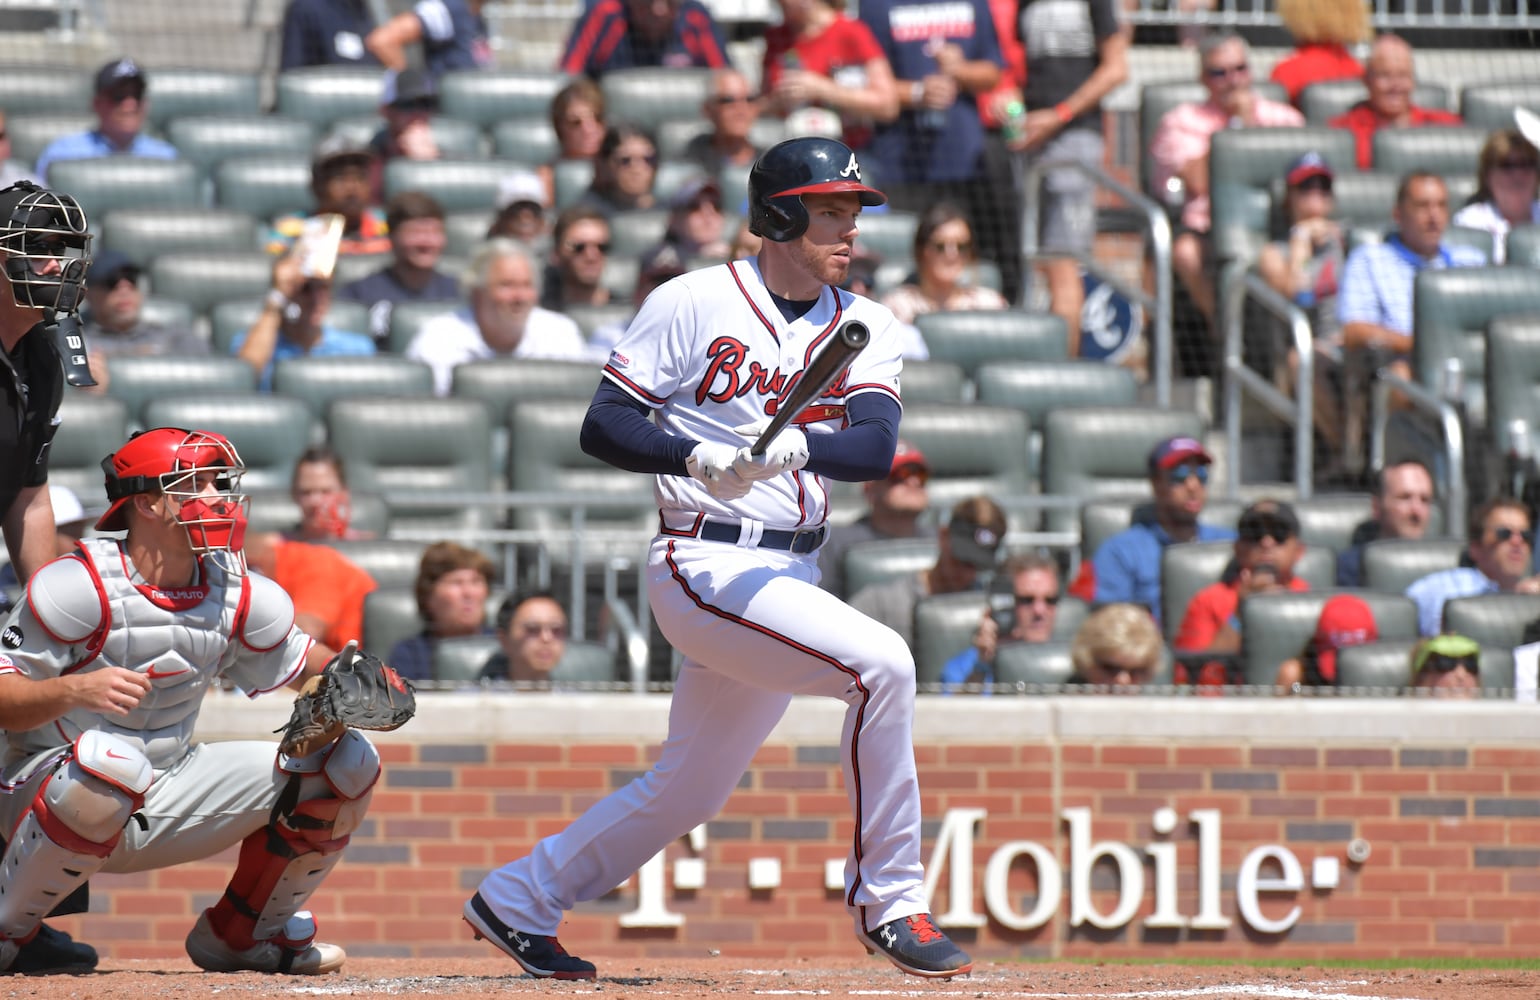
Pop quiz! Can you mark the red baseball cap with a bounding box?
[1311,594,1378,683]
[890,439,928,476]
[1147,435,1213,473]
[1286,152,1333,188]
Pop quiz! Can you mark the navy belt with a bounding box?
[694,519,827,553]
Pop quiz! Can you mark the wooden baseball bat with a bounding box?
[751,320,870,456]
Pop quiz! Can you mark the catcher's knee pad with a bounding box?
[0,733,151,942]
[211,731,380,947]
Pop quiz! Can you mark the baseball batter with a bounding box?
[0,428,381,975]
[465,137,971,980]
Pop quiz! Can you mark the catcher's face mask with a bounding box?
[0,181,91,314]
[99,427,250,565]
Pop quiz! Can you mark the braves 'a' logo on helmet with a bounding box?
[747,137,886,243]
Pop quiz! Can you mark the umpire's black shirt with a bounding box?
[0,322,63,521]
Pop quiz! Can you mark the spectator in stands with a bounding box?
[339,190,461,348]
[1173,498,1309,657]
[35,58,178,180]
[1150,33,1303,337]
[1275,593,1378,690]
[365,0,492,78]
[761,0,898,153]
[880,201,999,355]
[939,553,1060,689]
[1338,172,1486,386]
[588,241,688,359]
[1268,0,1369,105]
[78,249,207,389]
[0,108,38,188]
[1406,496,1540,636]
[994,0,1129,345]
[406,238,589,395]
[684,68,765,176]
[1328,34,1461,171]
[1452,128,1540,265]
[578,125,660,215]
[1409,632,1481,696]
[537,79,608,208]
[541,206,613,312]
[233,251,376,390]
[849,495,1006,651]
[284,444,374,542]
[1258,153,1344,337]
[862,0,1003,287]
[818,439,930,598]
[558,0,730,78]
[479,590,571,683]
[243,531,377,653]
[488,169,552,246]
[0,485,102,606]
[367,69,442,200]
[1070,435,1234,624]
[649,176,730,264]
[268,137,391,257]
[1068,602,1162,690]
[389,541,496,681]
[280,0,380,69]
[1336,457,1435,587]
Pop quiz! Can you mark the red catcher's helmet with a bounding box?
[97,427,249,553]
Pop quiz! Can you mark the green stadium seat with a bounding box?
[363,588,423,664]
[451,358,601,424]
[99,207,262,259]
[215,155,313,220]
[209,298,370,355]
[719,162,753,211]
[139,296,199,333]
[607,209,669,257]
[975,360,1139,477]
[1460,80,1540,132]
[1334,639,1416,690]
[1210,127,1358,263]
[1160,542,1339,643]
[1506,225,1540,268]
[1486,313,1540,456]
[471,639,619,686]
[445,211,493,257]
[1323,171,1399,233]
[7,114,95,167]
[913,591,987,686]
[1441,592,1540,649]
[550,641,620,685]
[1078,497,1243,563]
[1370,126,1487,177]
[439,70,575,126]
[653,160,707,205]
[889,403,1031,522]
[149,254,275,320]
[333,252,391,286]
[275,66,388,129]
[1138,79,1289,199]
[46,158,203,216]
[1361,537,1464,595]
[1298,79,1451,126]
[1413,267,1540,425]
[383,158,509,213]
[247,489,390,537]
[843,538,936,596]
[1292,493,1373,553]
[506,399,653,538]
[104,355,257,426]
[854,211,919,263]
[992,641,1075,687]
[167,115,317,174]
[1040,406,1204,533]
[899,359,966,404]
[272,355,436,419]
[145,69,262,130]
[489,118,561,166]
[602,257,640,300]
[553,159,595,209]
[565,302,633,340]
[915,310,1068,379]
[327,537,428,589]
[1239,589,1419,687]
[141,393,318,492]
[387,300,458,354]
[600,68,713,132]
[433,634,499,682]
[0,66,91,115]
[53,392,131,507]
[327,114,487,158]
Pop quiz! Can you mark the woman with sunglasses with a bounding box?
[1452,128,1540,264]
[578,124,660,215]
[537,80,608,208]
[761,0,899,151]
[880,201,1004,328]
[1068,603,1162,691]
[479,590,571,685]
[1409,633,1482,696]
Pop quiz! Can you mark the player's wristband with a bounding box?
[265,288,290,313]
[1054,102,1073,125]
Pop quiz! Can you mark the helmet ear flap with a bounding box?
[758,195,806,243]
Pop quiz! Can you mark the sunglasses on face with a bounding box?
[0,130,9,141]
[1166,463,1209,484]
[1092,659,1153,679]
[712,94,753,105]
[1295,176,1333,194]
[889,462,928,485]
[1238,520,1293,544]
[1496,159,1538,172]
[1419,652,1477,675]
[564,240,610,255]
[1015,593,1060,608]
[1490,526,1535,545]
[928,239,972,256]
[516,622,568,640]
[1204,62,1249,80]
[613,153,657,168]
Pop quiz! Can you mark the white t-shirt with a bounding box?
[1450,199,1540,264]
[405,306,591,394]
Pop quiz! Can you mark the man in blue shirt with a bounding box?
[280,0,381,69]
[232,253,375,390]
[35,58,179,181]
[558,0,730,79]
[1078,435,1235,625]
[1406,496,1540,636]
[366,0,492,79]
[338,191,461,348]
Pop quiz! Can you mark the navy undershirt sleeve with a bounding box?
[805,392,900,482]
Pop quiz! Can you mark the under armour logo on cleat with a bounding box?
[511,932,531,953]
[880,926,897,947]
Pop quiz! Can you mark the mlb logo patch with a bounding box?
[610,351,631,368]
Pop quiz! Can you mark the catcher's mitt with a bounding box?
[277,641,417,757]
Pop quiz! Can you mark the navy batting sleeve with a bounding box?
[804,392,899,482]
[580,380,695,474]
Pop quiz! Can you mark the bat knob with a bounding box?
[842,321,870,349]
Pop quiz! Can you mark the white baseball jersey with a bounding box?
[0,538,312,773]
[601,257,905,529]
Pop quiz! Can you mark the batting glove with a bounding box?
[731,422,810,481]
[686,442,754,500]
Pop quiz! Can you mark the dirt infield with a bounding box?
[14,958,1539,999]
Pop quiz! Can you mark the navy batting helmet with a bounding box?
[747,137,886,243]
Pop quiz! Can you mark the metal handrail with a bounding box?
[1019,157,1173,408]
[1219,267,1314,498]
[1369,369,1468,535]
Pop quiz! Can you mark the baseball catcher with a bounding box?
[0,427,413,975]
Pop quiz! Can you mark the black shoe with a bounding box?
[10,923,98,974]
[862,914,972,978]
[463,892,596,980]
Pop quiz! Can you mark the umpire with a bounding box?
[0,178,100,972]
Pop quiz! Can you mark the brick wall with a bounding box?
[53,693,1540,961]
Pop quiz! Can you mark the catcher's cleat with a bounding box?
[463,892,596,980]
[861,914,973,978]
[4,923,99,975]
[185,910,345,975]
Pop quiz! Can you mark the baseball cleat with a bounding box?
[185,910,345,975]
[862,914,973,978]
[4,923,98,975]
[463,892,597,980]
